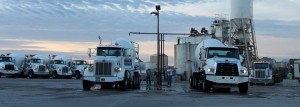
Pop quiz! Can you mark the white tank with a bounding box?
[194,39,225,64]
[231,0,253,27]
[231,0,253,19]
[8,53,26,69]
[112,39,134,49]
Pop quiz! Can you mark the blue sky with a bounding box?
[0,0,300,65]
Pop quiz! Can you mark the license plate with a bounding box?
[96,77,105,82]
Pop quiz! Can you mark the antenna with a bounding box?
[98,36,102,45]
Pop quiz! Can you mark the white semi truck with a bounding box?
[83,39,141,90]
[0,54,19,78]
[22,55,50,78]
[48,55,73,79]
[190,39,249,93]
[250,61,274,85]
[71,59,87,79]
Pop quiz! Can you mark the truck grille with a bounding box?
[255,70,265,78]
[62,67,69,73]
[4,64,14,70]
[39,65,46,72]
[95,62,112,75]
[216,63,239,76]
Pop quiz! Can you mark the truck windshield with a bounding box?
[207,48,239,59]
[74,60,87,65]
[97,47,122,56]
[0,57,13,62]
[53,60,64,64]
[254,63,269,69]
[30,59,41,63]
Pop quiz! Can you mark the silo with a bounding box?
[230,0,257,70]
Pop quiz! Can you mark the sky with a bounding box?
[0,0,300,65]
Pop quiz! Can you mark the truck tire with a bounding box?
[0,73,2,78]
[203,76,212,93]
[52,71,58,79]
[28,71,35,78]
[75,71,81,79]
[120,72,128,90]
[82,80,93,90]
[238,82,248,94]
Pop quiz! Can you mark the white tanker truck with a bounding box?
[0,53,20,78]
[22,54,50,78]
[83,39,141,90]
[48,55,73,79]
[190,39,249,93]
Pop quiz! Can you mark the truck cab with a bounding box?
[83,39,141,90]
[71,60,87,79]
[49,59,72,79]
[250,62,273,85]
[0,56,19,78]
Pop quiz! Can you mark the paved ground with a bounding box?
[0,78,300,107]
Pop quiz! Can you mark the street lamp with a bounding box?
[150,5,162,86]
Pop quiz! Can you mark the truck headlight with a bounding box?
[0,66,4,70]
[240,70,247,74]
[115,67,122,72]
[207,68,214,72]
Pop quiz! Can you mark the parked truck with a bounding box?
[83,39,141,90]
[22,54,50,78]
[71,59,88,79]
[48,55,73,79]
[190,39,249,93]
[9,53,26,77]
[0,54,20,78]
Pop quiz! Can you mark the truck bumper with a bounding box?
[250,78,273,84]
[83,76,124,83]
[57,72,72,76]
[206,75,249,87]
[0,70,19,75]
[34,72,50,76]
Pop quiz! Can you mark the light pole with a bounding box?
[150,5,161,86]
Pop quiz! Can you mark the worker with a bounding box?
[287,71,293,80]
[146,68,152,86]
[166,68,173,87]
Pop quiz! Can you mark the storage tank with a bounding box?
[231,0,253,27]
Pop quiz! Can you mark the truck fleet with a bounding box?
[82,39,141,90]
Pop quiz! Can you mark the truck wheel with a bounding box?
[238,82,248,94]
[120,72,128,90]
[0,73,2,78]
[75,72,81,79]
[52,71,58,79]
[203,76,212,93]
[82,80,93,90]
[28,71,34,78]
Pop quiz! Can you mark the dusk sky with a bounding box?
[0,0,300,65]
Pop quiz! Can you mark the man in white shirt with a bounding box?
[166,68,173,87]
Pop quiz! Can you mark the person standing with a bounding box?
[146,69,152,86]
[167,68,173,87]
